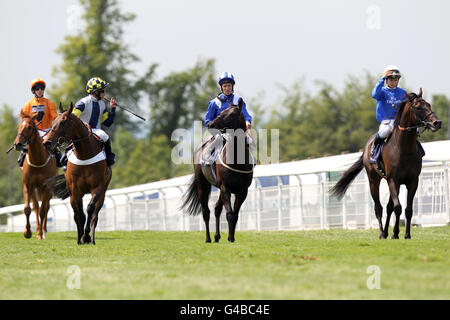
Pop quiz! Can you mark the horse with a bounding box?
[13,111,57,239]
[43,103,112,245]
[330,89,441,239]
[181,98,255,243]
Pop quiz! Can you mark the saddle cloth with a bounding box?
[67,149,106,165]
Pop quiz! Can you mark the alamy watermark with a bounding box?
[66,265,81,290]
[366,5,381,30]
[171,121,279,165]
[366,265,381,290]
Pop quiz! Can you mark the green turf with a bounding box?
[0,226,449,299]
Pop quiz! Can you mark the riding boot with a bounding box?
[103,139,115,166]
[55,150,63,168]
[17,151,26,167]
[417,141,426,158]
[370,133,384,164]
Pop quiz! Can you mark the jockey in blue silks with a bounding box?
[202,72,252,165]
[370,65,407,164]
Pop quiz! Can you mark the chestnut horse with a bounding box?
[43,103,112,245]
[181,98,255,243]
[13,111,57,239]
[331,89,441,239]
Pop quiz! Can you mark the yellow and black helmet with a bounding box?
[86,77,109,94]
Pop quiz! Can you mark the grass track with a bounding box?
[0,227,449,299]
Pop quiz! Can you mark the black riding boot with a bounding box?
[55,150,63,168]
[17,151,26,167]
[104,139,115,166]
[370,133,384,164]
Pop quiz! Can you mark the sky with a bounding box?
[1,0,450,115]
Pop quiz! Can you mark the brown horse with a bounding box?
[331,89,441,239]
[43,103,112,245]
[181,98,255,243]
[14,111,57,239]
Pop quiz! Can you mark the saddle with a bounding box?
[370,134,426,178]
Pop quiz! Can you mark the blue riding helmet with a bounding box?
[218,72,235,86]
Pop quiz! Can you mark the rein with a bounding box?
[217,135,256,174]
[397,101,435,133]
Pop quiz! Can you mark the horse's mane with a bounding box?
[394,93,417,128]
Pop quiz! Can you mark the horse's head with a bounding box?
[14,111,39,151]
[208,98,246,132]
[43,102,77,154]
[399,89,442,132]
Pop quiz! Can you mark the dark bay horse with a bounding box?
[43,103,112,245]
[14,111,57,239]
[181,98,255,242]
[331,89,441,239]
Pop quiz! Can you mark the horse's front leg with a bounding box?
[368,177,384,238]
[405,179,419,239]
[387,179,402,239]
[22,185,32,239]
[214,197,223,243]
[89,190,107,245]
[230,189,248,242]
[220,186,235,242]
[31,195,42,240]
[39,192,52,240]
[70,195,85,245]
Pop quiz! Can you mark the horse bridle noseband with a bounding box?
[398,99,435,132]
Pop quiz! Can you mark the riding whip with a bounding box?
[5,145,14,154]
[104,98,146,121]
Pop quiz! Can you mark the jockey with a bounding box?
[202,72,252,165]
[70,77,118,166]
[370,65,407,163]
[18,78,62,167]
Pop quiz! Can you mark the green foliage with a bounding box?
[50,0,144,136]
[145,58,217,141]
[0,105,23,206]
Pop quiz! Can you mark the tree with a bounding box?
[0,105,23,206]
[50,0,145,137]
[145,58,217,142]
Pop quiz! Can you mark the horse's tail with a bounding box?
[180,175,204,216]
[329,154,364,200]
[44,174,71,200]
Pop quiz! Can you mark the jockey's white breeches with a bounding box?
[38,129,49,138]
[92,128,109,142]
[378,119,394,139]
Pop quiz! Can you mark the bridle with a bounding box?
[18,119,53,168]
[397,99,435,133]
[46,115,89,150]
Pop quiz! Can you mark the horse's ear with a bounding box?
[68,101,74,113]
[59,102,64,113]
[418,88,423,97]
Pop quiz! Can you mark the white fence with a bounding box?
[1,158,449,234]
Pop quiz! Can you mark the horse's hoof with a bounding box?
[405,235,411,239]
[391,235,399,239]
[24,231,32,239]
[205,239,211,243]
[379,234,386,239]
[42,232,47,240]
[228,237,235,243]
[214,236,220,243]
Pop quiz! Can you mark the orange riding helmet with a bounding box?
[30,78,46,92]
